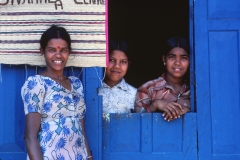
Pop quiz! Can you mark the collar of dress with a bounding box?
[102,78,128,91]
[157,73,188,94]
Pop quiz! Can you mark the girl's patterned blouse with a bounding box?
[98,78,137,114]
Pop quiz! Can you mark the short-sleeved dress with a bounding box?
[21,75,87,160]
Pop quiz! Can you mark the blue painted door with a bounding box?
[0,65,26,160]
[195,0,240,160]
[102,113,197,160]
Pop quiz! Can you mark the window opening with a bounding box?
[109,0,195,111]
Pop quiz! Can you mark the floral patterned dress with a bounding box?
[21,75,87,160]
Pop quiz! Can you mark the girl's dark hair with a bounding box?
[40,25,71,51]
[163,36,189,56]
[109,39,129,56]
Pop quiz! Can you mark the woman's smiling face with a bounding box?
[42,38,70,72]
[163,47,189,79]
[105,50,129,87]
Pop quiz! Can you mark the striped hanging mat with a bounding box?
[0,0,107,67]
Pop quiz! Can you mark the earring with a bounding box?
[164,62,166,65]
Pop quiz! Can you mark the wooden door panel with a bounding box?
[81,67,103,160]
[209,32,240,155]
[109,114,140,152]
[103,113,197,160]
[0,65,27,160]
[152,115,183,152]
[208,0,240,19]
[195,0,240,159]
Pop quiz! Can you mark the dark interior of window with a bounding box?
[108,0,189,88]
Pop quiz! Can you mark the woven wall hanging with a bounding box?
[0,0,107,67]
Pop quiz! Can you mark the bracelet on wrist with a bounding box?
[87,155,93,159]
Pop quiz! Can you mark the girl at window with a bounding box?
[135,37,190,122]
[98,40,137,117]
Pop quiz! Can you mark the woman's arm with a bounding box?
[134,86,151,113]
[25,112,43,160]
[149,99,184,121]
[180,105,190,115]
[80,118,93,160]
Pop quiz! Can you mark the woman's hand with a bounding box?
[149,99,184,121]
[163,103,190,121]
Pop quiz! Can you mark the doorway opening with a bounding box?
[108,0,189,88]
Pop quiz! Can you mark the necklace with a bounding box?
[41,70,67,82]
[52,75,67,81]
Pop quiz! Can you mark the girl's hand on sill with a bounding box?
[150,99,184,121]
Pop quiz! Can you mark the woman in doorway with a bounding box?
[98,40,137,119]
[135,37,190,122]
[21,25,93,160]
